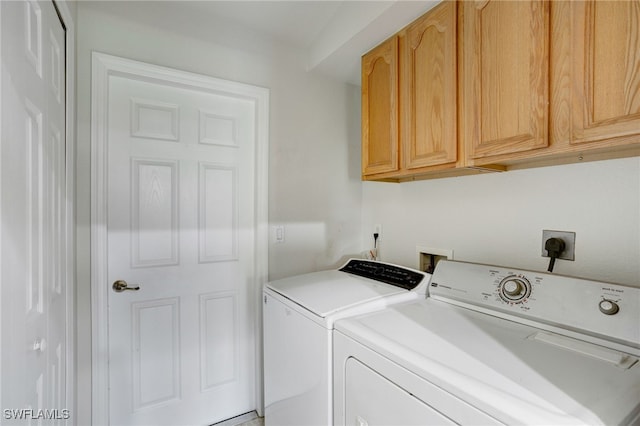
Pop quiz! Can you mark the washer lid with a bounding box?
[266,269,409,317]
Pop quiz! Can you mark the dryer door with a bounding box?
[345,358,455,425]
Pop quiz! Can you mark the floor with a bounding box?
[237,417,264,426]
[212,411,263,426]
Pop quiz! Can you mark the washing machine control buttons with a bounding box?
[498,275,531,303]
[340,259,425,290]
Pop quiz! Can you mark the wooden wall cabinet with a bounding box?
[362,1,458,181]
[361,36,399,176]
[569,1,640,146]
[362,0,640,182]
[463,0,640,168]
[460,0,550,165]
[402,0,458,171]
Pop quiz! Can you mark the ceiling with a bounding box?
[185,1,346,50]
[83,0,439,85]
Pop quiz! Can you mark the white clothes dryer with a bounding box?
[334,260,640,425]
[263,259,429,426]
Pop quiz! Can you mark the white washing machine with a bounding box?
[263,259,429,426]
[334,260,640,425]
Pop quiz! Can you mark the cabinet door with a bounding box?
[402,1,457,170]
[362,37,399,176]
[571,1,640,145]
[461,0,549,161]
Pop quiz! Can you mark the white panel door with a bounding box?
[106,70,257,425]
[1,0,68,423]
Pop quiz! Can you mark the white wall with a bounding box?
[75,3,361,423]
[73,3,640,424]
[362,157,640,286]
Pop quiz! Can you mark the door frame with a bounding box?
[90,52,269,425]
[56,3,76,422]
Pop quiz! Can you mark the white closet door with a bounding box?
[1,0,68,422]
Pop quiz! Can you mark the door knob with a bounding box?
[32,338,46,352]
[112,280,140,292]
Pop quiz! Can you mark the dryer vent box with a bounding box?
[416,246,453,274]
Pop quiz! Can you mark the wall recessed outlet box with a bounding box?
[416,245,454,273]
[541,230,575,261]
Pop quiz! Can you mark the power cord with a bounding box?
[545,237,566,273]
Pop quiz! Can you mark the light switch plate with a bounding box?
[273,225,285,244]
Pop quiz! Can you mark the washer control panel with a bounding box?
[340,259,426,290]
[429,260,640,349]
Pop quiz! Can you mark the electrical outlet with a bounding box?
[373,224,382,240]
[542,230,575,261]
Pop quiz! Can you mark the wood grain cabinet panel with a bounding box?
[460,0,550,163]
[571,1,640,145]
[402,1,457,170]
[362,37,399,176]
[361,0,640,182]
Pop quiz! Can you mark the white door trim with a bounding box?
[54,2,76,422]
[0,1,3,410]
[1,1,3,412]
[90,52,269,425]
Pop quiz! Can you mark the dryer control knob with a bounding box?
[599,300,619,315]
[498,275,531,303]
[503,279,524,296]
